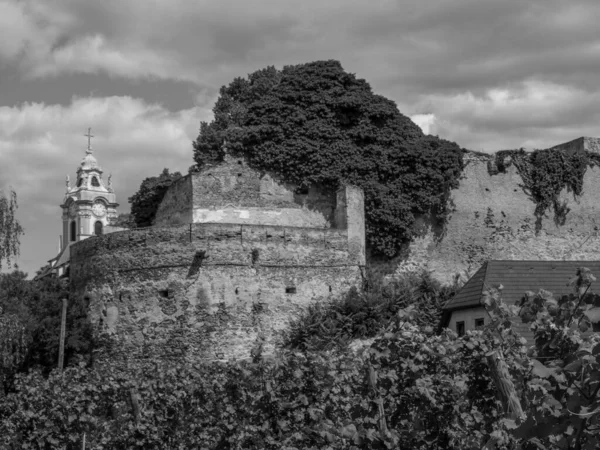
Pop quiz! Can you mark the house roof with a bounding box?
[442,260,600,343]
[444,260,600,312]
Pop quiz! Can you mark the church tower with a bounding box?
[60,128,118,250]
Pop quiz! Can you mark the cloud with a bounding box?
[0,96,210,275]
[413,80,600,151]
[4,0,600,100]
[410,113,436,135]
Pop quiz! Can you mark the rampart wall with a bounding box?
[71,220,364,361]
[155,155,337,228]
[404,146,600,284]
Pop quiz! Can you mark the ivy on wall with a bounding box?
[488,147,600,231]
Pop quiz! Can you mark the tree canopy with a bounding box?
[128,169,182,228]
[193,60,464,257]
[0,189,23,270]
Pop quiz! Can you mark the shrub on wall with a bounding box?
[193,60,464,258]
[280,271,459,352]
[129,169,182,228]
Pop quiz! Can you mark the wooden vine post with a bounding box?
[58,297,67,370]
[485,350,525,420]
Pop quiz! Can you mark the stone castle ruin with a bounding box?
[70,152,365,361]
[67,134,600,361]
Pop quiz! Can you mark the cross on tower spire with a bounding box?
[84,127,94,154]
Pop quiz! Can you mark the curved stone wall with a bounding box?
[70,223,363,361]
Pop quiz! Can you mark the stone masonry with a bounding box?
[70,154,366,362]
[402,137,600,284]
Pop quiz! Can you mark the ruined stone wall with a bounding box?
[70,224,363,362]
[153,175,193,226]
[548,136,600,154]
[414,152,600,284]
[188,156,337,228]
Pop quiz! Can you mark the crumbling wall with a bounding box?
[190,156,337,228]
[70,224,363,362]
[154,175,193,226]
[418,151,600,284]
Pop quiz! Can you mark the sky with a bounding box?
[1,0,600,277]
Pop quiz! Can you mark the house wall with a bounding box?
[447,307,489,334]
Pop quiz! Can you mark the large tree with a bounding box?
[193,60,464,258]
[0,189,23,270]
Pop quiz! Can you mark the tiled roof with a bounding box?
[444,260,600,311]
[442,261,600,343]
[444,262,489,310]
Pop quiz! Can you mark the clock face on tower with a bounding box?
[92,202,107,217]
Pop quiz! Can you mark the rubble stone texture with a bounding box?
[423,137,600,284]
[70,154,365,362]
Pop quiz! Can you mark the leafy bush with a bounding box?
[129,168,182,228]
[482,267,600,449]
[0,272,93,386]
[1,323,515,449]
[280,270,459,352]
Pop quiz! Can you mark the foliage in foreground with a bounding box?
[0,313,521,450]
[2,268,600,448]
[193,60,464,258]
[281,270,458,352]
[0,272,92,393]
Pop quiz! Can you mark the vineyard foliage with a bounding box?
[1,269,600,448]
[281,270,458,352]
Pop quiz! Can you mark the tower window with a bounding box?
[91,176,100,187]
[70,221,77,241]
[285,286,297,294]
[94,221,103,236]
[77,178,83,187]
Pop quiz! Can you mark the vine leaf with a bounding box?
[531,360,552,378]
[583,307,600,323]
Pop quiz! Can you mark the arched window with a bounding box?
[70,221,77,241]
[77,178,83,187]
[91,176,100,187]
[94,221,103,236]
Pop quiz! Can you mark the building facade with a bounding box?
[37,130,120,279]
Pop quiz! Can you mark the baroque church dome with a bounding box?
[79,151,102,172]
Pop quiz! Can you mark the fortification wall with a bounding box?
[70,223,363,361]
[408,151,600,284]
[186,156,336,228]
[549,136,600,154]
